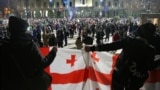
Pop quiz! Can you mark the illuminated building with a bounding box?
[5,0,160,18]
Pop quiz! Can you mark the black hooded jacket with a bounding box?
[1,33,56,89]
[90,35,156,73]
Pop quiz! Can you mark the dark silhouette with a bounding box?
[1,16,58,90]
[85,23,159,90]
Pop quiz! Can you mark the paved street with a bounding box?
[63,34,79,49]
[63,33,113,49]
[63,33,122,55]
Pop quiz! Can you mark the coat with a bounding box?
[90,34,156,77]
[90,34,156,89]
[75,38,83,49]
[1,33,56,90]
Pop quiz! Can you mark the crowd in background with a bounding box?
[1,16,160,90]
[0,17,159,49]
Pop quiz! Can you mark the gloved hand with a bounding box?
[50,46,58,55]
[52,46,58,53]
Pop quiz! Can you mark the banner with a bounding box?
[39,47,160,90]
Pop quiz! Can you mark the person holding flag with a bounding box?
[1,16,58,90]
[85,22,159,90]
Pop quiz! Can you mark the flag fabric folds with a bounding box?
[39,47,160,90]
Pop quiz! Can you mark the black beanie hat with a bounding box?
[8,16,29,34]
[140,22,156,34]
[135,22,156,39]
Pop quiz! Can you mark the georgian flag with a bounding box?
[39,47,160,90]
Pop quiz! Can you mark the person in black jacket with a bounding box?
[148,30,160,68]
[56,29,64,48]
[0,16,58,90]
[85,22,158,90]
[48,33,57,46]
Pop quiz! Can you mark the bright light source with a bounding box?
[49,0,53,2]
[100,0,103,2]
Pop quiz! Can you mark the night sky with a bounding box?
[0,0,7,11]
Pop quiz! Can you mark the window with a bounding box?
[82,0,85,4]
[36,0,41,7]
[31,3,34,8]
[120,2,124,7]
[43,2,47,8]
[49,0,54,7]
[101,2,104,6]
[114,2,118,7]
[70,1,72,7]
[108,1,111,7]
[95,1,98,7]
[56,2,59,7]
[62,0,67,7]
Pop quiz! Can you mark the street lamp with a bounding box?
[4,8,11,17]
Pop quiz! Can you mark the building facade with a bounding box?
[7,0,160,18]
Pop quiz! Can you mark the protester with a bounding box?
[112,30,121,42]
[148,29,160,68]
[75,36,83,49]
[83,34,93,45]
[48,33,57,46]
[56,29,64,48]
[63,26,69,46]
[95,29,105,44]
[85,22,158,90]
[42,26,49,47]
[1,16,58,90]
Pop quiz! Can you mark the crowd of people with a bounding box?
[1,17,146,49]
[0,16,160,90]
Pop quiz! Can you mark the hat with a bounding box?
[8,16,29,34]
[140,22,156,34]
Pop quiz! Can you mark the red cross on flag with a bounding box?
[39,47,160,90]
